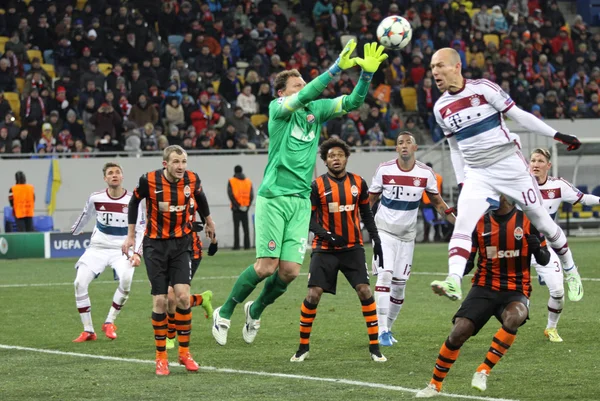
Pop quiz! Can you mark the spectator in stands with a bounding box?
[165,98,185,128]
[490,5,508,38]
[0,127,8,154]
[0,59,16,92]
[16,128,34,154]
[129,94,159,128]
[140,123,158,151]
[90,103,122,148]
[0,110,19,141]
[237,85,258,116]
[21,87,45,141]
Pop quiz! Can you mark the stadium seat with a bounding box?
[592,185,600,197]
[41,64,56,79]
[168,35,184,48]
[3,206,17,233]
[251,114,268,127]
[384,138,396,146]
[4,92,20,117]
[423,207,448,229]
[212,80,220,93]
[0,42,5,55]
[98,63,113,76]
[76,0,86,11]
[15,77,24,94]
[469,8,480,18]
[0,36,9,46]
[26,49,42,63]
[483,34,499,48]
[400,87,417,111]
[33,215,54,232]
[43,49,54,65]
[577,185,588,194]
[562,203,573,213]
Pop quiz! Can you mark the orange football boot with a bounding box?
[73,331,97,343]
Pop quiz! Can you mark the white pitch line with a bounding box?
[2,271,600,288]
[0,344,519,401]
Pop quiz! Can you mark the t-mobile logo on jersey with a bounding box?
[448,113,462,129]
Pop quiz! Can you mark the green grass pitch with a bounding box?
[1,239,598,400]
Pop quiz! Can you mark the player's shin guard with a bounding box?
[175,307,192,356]
[387,279,406,331]
[430,338,461,391]
[547,296,563,329]
[375,270,392,334]
[527,208,575,269]
[151,312,168,360]
[477,326,516,374]
[298,299,317,351]
[361,297,379,348]
[220,265,263,319]
[250,273,288,319]
[167,313,177,340]
[448,233,472,280]
[105,286,129,324]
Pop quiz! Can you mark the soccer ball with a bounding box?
[376,16,413,50]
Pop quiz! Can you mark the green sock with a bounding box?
[220,265,262,319]
[249,272,289,319]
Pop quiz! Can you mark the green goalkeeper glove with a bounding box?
[328,39,357,75]
[355,42,388,81]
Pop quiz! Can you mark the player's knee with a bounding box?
[254,258,278,278]
[502,304,528,330]
[306,287,323,304]
[73,277,88,294]
[119,276,133,292]
[549,287,564,299]
[376,270,392,288]
[355,284,372,301]
[176,292,191,309]
[449,318,474,347]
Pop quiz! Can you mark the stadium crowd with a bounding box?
[0,0,598,156]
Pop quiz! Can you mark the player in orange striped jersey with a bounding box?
[416,195,551,397]
[290,138,386,363]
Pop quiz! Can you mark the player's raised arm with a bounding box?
[478,80,581,151]
[71,194,95,235]
[270,40,358,121]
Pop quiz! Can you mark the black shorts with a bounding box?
[453,286,530,336]
[308,248,369,295]
[143,235,192,295]
[191,257,202,279]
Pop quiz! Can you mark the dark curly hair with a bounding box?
[319,137,351,161]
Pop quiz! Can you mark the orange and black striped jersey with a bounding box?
[311,172,370,251]
[191,230,202,259]
[133,169,202,239]
[469,208,546,298]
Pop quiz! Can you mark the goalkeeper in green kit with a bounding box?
[212,41,388,346]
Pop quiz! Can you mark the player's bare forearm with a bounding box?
[431,194,456,225]
[369,193,381,208]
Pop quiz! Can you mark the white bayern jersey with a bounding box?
[71,189,146,254]
[434,79,520,167]
[538,176,598,219]
[369,159,438,241]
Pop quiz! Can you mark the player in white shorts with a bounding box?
[428,48,583,303]
[369,132,456,346]
[71,162,146,342]
[530,148,599,342]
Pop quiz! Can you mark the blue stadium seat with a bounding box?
[43,49,54,65]
[3,206,17,232]
[33,215,54,232]
[168,35,184,48]
[423,207,448,228]
[577,185,589,195]
[562,203,573,213]
[592,185,600,197]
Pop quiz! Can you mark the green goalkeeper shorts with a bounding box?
[255,195,311,265]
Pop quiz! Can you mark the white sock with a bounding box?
[375,271,392,335]
[76,293,94,332]
[547,296,564,329]
[448,233,472,279]
[563,264,579,276]
[105,286,129,324]
[387,279,406,332]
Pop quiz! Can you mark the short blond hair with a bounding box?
[163,144,186,161]
[531,148,551,161]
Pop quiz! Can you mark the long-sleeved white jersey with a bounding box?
[369,159,439,241]
[71,189,145,254]
[538,176,600,219]
[434,78,558,183]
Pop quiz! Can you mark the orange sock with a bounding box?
[298,299,317,350]
[190,294,203,307]
[167,313,176,340]
[430,338,461,391]
[151,312,168,360]
[361,297,379,346]
[175,307,192,356]
[477,326,517,373]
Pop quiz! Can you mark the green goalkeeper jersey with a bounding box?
[258,72,370,199]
